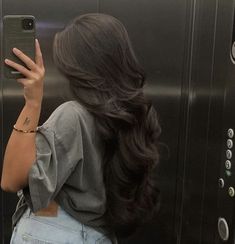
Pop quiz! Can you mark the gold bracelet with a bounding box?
[13,125,38,133]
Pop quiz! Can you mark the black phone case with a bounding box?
[3,15,36,79]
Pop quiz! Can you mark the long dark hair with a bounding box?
[53,13,161,237]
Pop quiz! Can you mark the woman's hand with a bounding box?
[1,39,45,192]
[4,39,45,108]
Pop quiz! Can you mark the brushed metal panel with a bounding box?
[99,0,188,243]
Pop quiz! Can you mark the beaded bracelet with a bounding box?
[13,124,38,133]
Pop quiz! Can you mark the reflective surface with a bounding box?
[0,0,235,243]
[98,1,188,243]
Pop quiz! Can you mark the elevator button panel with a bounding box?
[218,128,235,241]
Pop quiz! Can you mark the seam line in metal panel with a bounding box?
[199,1,219,243]
[177,0,197,243]
[179,0,197,234]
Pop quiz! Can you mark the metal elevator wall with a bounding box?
[0,0,234,243]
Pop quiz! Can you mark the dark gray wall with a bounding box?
[97,1,188,243]
[1,0,235,243]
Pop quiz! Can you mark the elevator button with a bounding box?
[218,218,229,241]
[227,139,233,149]
[218,178,224,188]
[228,187,235,197]
[228,129,234,138]
[232,42,235,60]
[225,160,232,170]
[226,150,232,159]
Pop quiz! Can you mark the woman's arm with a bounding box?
[1,39,45,192]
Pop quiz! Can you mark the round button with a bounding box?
[226,150,232,159]
[227,139,233,149]
[226,170,232,177]
[228,187,235,197]
[218,178,225,188]
[228,129,234,138]
[225,160,232,170]
[218,217,229,241]
[232,42,235,60]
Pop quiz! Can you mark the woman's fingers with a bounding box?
[4,42,44,107]
[35,39,44,68]
[12,48,37,71]
[4,59,34,78]
[5,42,45,84]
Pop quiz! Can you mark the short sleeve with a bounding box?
[23,102,84,212]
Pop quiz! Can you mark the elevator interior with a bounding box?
[0,0,235,243]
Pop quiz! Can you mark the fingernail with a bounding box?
[13,48,20,54]
[5,59,9,63]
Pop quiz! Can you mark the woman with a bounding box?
[1,13,161,243]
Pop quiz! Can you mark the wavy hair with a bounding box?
[53,13,161,237]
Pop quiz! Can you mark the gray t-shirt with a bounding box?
[12,101,108,233]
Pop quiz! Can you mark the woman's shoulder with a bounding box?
[49,100,88,119]
[53,100,84,114]
[41,100,92,131]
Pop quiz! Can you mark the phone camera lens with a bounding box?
[22,18,34,30]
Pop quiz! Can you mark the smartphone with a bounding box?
[3,15,36,79]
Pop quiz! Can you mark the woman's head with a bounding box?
[53,13,161,237]
[53,13,145,107]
